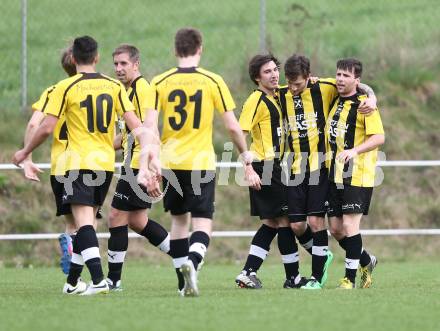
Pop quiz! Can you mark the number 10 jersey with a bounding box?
[45,72,134,172]
[147,67,236,171]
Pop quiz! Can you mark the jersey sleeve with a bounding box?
[116,83,135,117]
[32,86,55,112]
[364,109,384,135]
[239,95,260,131]
[319,78,338,114]
[212,76,236,113]
[44,83,68,118]
[145,79,161,112]
[136,80,152,122]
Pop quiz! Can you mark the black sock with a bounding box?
[344,234,362,283]
[77,225,104,285]
[339,237,371,268]
[139,219,170,255]
[67,234,83,286]
[277,227,299,280]
[311,230,329,282]
[243,224,278,274]
[296,224,313,255]
[188,231,210,270]
[170,238,189,291]
[107,225,128,284]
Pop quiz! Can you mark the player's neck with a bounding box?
[177,54,200,68]
[76,64,96,73]
[126,72,141,88]
[258,85,276,96]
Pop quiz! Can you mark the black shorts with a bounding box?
[50,175,72,216]
[327,182,373,217]
[61,170,113,207]
[287,168,329,223]
[162,169,215,219]
[249,160,288,220]
[111,167,153,211]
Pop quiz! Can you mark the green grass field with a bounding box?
[1,260,439,331]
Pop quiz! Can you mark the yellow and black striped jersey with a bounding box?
[120,76,151,169]
[44,72,134,172]
[239,89,286,161]
[327,93,384,187]
[279,78,338,174]
[147,67,236,170]
[32,85,68,176]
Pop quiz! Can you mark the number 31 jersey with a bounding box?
[45,72,134,172]
[147,67,236,170]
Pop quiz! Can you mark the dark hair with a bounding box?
[73,35,98,65]
[336,58,363,78]
[248,54,280,85]
[174,27,202,57]
[284,54,310,80]
[112,44,139,63]
[60,45,76,77]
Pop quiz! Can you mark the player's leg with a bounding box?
[277,216,306,288]
[163,169,190,294]
[129,211,170,255]
[288,180,313,255]
[51,175,76,274]
[236,160,279,288]
[303,170,333,289]
[170,213,191,294]
[338,213,363,289]
[236,219,278,289]
[181,217,211,296]
[106,207,129,291]
[180,170,216,297]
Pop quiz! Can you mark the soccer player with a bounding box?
[106,44,171,291]
[235,54,307,289]
[326,58,384,289]
[140,27,256,297]
[13,36,148,295]
[21,45,81,275]
[279,54,377,289]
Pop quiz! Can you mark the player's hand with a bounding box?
[148,154,162,179]
[12,149,29,167]
[23,160,44,181]
[337,149,358,163]
[147,178,162,198]
[244,164,262,190]
[358,98,376,115]
[137,168,162,197]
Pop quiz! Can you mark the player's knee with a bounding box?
[290,221,306,236]
[109,208,127,227]
[263,219,278,228]
[308,216,326,232]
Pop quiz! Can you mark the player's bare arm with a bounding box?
[22,110,45,181]
[13,114,58,166]
[358,83,377,115]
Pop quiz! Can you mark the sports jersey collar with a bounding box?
[256,88,278,96]
[79,72,102,78]
[339,92,361,102]
[176,67,198,73]
[130,75,143,88]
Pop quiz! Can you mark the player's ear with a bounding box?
[94,53,100,65]
[197,45,203,56]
